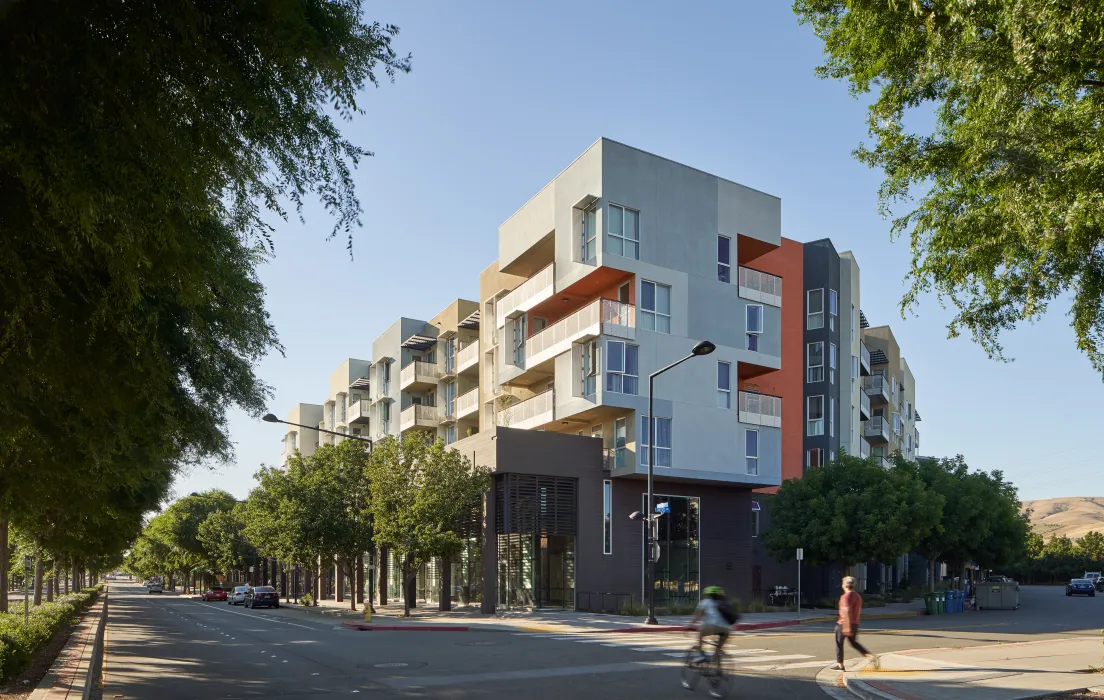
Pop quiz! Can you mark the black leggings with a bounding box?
[835,624,870,664]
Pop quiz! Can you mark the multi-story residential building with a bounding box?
[319,358,372,447]
[279,403,323,466]
[861,324,920,464]
[460,137,785,609]
[425,299,481,445]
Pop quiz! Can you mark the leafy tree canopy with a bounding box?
[794,1,1104,375]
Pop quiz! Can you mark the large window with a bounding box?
[640,415,672,467]
[640,281,671,333]
[829,399,835,438]
[745,429,759,475]
[607,203,640,259]
[445,424,456,445]
[718,235,731,283]
[829,343,837,384]
[829,290,838,330]
[807,395,824,436]
[746,304,763,351]
[717,361,731,408]
[581,206,597,264]
[603,480,612,555]
[605,340,639,395]
[807,448,824,468]
[807,289,824,330]
[892,412,902,435]
[581,340,597,396]
[615,418,627,468]
[851,355,858,389]
[807,342,824,383]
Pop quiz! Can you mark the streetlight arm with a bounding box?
[263,415,373,450]
[649,351,698,382]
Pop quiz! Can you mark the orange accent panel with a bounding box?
[742,238,804,493]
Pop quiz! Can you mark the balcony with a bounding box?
[525,298,635,369]
[738,267,782,307]
[860,342,871,376]
[859,390,871,421]
[863,375,890,404]
[400,404,438,432]
[864,416,890,443]
[858,439,870,458]
[349,399,370,424]
[456,388,479,420]
[497,263,554,326]
[457,340,480,376]
[496,389,554,431]
[738,391,782,428]
[400,360,440,391]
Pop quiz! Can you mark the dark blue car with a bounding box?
[1066,579,1096,597]
[245,585,280,608]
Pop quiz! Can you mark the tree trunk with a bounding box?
[47,563,56,602]
[378,547,388,606]
[315,556,324,605]
[929,558,937,592]
[0,516,8,613]
[335,556,345,604]
[401,555,412,617]
[33,558,43,605]
[439,559,451,612]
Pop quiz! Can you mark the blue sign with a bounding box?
[655,502,670,514]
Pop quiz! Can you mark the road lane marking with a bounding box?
[379,660,681,689]
[743,659,834,671]
[195,602,318,630]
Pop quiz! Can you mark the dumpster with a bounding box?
[923,592,937,615]
[976,581,1019,610]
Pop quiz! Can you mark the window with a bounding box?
[807,289,824,330]
[383,361,391,383]
[829,343,837,384]
[906,433,912,454]
[751,508,760,538]
[717,361,731,408]
[339,397,346,423]
[605,340,639,395]
[807,448,824,468]
[445,424,456,445]
[807,342,824,383]
[851,356,858,388]
[891,375,898,403]
[640,281,671,333]
[581,206,597,264]
[607,203,640,259]
[851,305,856,342]
[718,235,731,283]
[329,403,336,427]
[807,396,824,436]
[746,304,763,351]
[381,401,390,422]
[906,400,912,421]
[290,432,298,451]
[603,480,613,555]
[829,399,835,438]
[640,415,672,467]
[745,429,759,475]
[830,289,838,316]
[892,412,902,435]
[615,418,627,468]
[581,340,597,396]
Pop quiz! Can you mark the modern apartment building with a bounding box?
[425,299,481,445]
[279,402,323,466]
[861,324,921,464]
[319,358,373,447]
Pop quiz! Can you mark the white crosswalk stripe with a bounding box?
[742,659,835,671]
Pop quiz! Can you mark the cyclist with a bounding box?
[689,585,735,660]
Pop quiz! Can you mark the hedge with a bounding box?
[0,586,101,683]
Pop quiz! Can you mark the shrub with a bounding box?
[300,593,314,607]
[617,600,647,616]
[747,600,768,613]
[0,587,100,682]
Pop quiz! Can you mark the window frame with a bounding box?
[614,417,627,468]
[581,205,598,264]
[745,429,759,475]
[640,415,672,467]
[829,399,835,438]
[717,361,732,408]
[607,203,640,260]
[718,235,732,283]
[603,479,613,555]
[807,448,824,468]
[807,289,825,330]
[829,342,837,384]
[807,341,825,383]
[807,395,825,436]
[746,303,763,351]
[605,340,639,395]
[751,509,760,538]
[830,289,838,316]
[640,280,672,333]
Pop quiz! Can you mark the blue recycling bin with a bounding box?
[948,589,959,613]
[951,590,963,613]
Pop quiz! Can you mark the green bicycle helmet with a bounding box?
[703,586,725,597]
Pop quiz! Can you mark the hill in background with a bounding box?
[1022,497,1104,540]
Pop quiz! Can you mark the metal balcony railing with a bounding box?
[860,342,871,376]
[497,263,554,325]
[496,389,554,429]
[525,298,635,364]
[738,267,782,307]
[738,391,782,428]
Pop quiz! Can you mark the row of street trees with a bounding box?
[0,0,408,610]
[126,435,489,616]
[1007,531,1104,584]
[764,454,1029,589]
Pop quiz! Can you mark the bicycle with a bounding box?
[681,634,730,698]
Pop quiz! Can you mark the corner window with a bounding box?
[807,342,824,383]
[717,361,731,408]
[615,418,627,468]
[640,281,671,333]
[581,206,597,264]
[830,289,838,316]
[718,235,732,283]
[829,343,837,384]
[640,415,672,467]
[605,340,639,395]
[807,289,824,330]
[603,480,612,555]
[745,429,759,475]
[807,396,824,436]
[746,304,763,351]
[607,203,640,260]
[807,448,824,468]
[581,340,597,396]
[829,399,835,438]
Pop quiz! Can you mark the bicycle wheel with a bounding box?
[680,648,701,690]
[706,655,730,698]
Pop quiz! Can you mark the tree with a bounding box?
[0,0,409,609]
[197,504,257,581]
[367,435,490,617]
[794,2,1104,375]
[1078,531,1104,564]
[763,453,943,571]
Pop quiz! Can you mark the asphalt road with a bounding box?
[102,584,1102,699]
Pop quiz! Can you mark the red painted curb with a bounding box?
[342,621,469,632]
[598,619,802,634]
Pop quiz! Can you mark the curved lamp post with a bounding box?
[635,339,715,625]
[261,413,373,452]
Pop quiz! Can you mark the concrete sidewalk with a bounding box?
[818,636,1104,700]
[275,594,923,634]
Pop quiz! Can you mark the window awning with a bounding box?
[401,333,437,350]
[869,348,888,365]
[350,376,371,390]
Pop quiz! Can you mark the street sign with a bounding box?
[248,566,254,573]
[655,502,670,514]
[796,548,804,561]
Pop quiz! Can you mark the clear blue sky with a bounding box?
[172,1,1098,504]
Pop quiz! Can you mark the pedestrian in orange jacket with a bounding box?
[832,576,875,670]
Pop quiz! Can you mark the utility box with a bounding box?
[976,581,1019,610]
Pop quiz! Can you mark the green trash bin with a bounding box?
[935,592,946,615]
[923,592,937,615]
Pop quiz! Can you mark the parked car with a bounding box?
[1084,572,1103,591]
[201,586,227,602]
[229,585,250,605]
[148,582,163,594]
[245,585,280,609]
[1066,578,1096,597]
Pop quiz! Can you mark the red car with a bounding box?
[201,586,228,602]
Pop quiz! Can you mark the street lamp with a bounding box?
[639,339,715,625]
[262,413,373,451]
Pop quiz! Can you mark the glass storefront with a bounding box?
[644,494,701,606]
[497,533,575,609]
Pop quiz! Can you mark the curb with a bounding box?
[342,621,469,632]
[846,676,1095,700]
[29,589,109,700]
